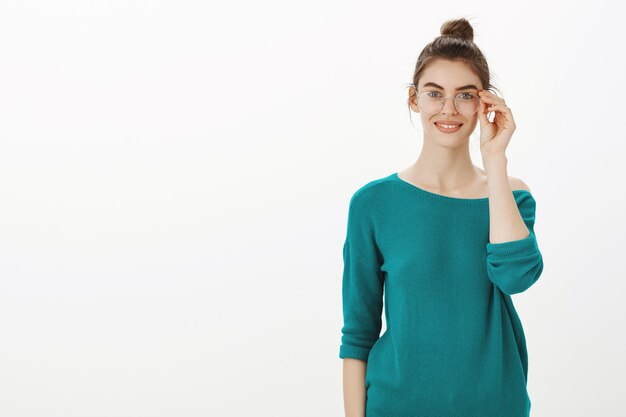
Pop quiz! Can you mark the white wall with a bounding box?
[0,1,623,416]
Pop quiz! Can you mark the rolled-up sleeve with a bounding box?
[339,192,384,362]
[486,191,544,295]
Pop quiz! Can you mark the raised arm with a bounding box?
[486,189,544,295]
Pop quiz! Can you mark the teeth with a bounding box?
[438,124,458,128]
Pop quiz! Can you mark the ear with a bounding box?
[409,87,420,113]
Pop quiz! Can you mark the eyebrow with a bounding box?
[422,82,479,91]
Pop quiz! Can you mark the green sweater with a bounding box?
[339,172,544,417]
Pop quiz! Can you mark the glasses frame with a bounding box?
[413,86,481,116]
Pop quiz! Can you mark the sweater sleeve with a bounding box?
[486,191,544,295]
[339,192,384,362]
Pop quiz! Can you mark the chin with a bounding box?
[428,128,471,146]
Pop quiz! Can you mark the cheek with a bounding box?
[420,114,435,126]
[465,114,478,125]
[465,117,479,131]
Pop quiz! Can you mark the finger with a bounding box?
[479,90,502,98]
[477,97,490,126]
[486,104,515,124]
[486,103,510,113]
[479,94,506,105]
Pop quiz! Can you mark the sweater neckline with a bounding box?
[391,172,531,204]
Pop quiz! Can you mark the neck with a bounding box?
[407,143,482,192]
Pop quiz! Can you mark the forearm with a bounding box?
[342,358,367,417]
[484,156,529,243]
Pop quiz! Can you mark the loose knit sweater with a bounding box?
[339,172,544,417]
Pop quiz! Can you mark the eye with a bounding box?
[426,91,442,98]
[458,92,476,100]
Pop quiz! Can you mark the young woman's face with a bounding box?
[409,59,483,146]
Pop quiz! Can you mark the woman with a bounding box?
[339,17,544,417]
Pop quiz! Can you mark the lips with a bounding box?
[434,120,463,126]
[434,121,463,133]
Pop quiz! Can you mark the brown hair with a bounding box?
[406,17,501,119]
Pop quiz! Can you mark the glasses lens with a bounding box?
[419,93,443,114]
[455,94,480,115]
[418,92,480,115]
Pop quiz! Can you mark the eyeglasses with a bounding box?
[414,87,481,116]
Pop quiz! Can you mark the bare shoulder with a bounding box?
[508,176,531,192]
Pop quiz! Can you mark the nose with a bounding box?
[441,97,458,115]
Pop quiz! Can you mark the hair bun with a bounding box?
[440,18,474,42]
